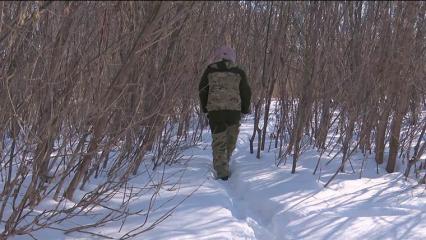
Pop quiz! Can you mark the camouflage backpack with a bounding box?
[206,62,241,112]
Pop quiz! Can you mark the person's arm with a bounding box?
[199,68,210,113]
[239,69,251,114]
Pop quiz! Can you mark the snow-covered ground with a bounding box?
[11,116,426,240]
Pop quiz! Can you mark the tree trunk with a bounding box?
[63,118,106,200]
[375,106,390,164]
[386,111,404,173]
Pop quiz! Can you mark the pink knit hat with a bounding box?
[214,46,236,63]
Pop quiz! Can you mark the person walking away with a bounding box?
[199,46,251,180]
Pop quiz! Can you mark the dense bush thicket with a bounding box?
[0,1,424,238]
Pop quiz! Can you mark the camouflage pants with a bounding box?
[211,124,240,178]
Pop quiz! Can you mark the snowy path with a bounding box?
[12,118,426,240]
[216,160,277,240]
[141,118,426,240]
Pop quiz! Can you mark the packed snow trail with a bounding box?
[11,117,426,240]
[139,117,425,240]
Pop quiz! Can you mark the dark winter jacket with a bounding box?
[199,59,251,133]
